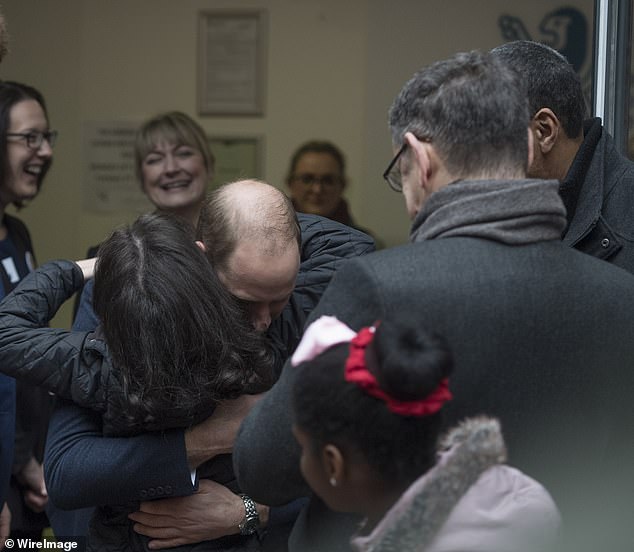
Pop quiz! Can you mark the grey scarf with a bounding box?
[409,179,566,244]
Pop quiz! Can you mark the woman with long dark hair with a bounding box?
[0,212,274,550]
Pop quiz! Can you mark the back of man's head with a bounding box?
[389,50,529,179]
[490,40,587,139]
[197,179,301,273]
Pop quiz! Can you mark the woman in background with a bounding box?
[0,80,56,541]
[133,110,213,228]
[74,110,213,325]
[285,140,379,244]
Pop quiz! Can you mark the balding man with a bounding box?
[45,180,374,548]
[199,180,302,332]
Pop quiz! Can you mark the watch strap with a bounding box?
[238,493,260,535]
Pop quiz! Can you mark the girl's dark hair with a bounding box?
[293,321,452,485]
[93,212,273,432]
[0,81,52,208]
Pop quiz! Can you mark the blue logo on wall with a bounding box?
[498,7,588,72]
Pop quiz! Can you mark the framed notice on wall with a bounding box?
[197,10,267,116]
[82,121,152,213]
[208,136,263,186]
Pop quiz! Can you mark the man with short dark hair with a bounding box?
[234,50,634,551]
[491,40,634,273]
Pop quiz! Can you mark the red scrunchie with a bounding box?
[344,326,452,417]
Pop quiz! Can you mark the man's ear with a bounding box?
[195,240,207,252]
[404,131,432,190]
[531,108,560,154]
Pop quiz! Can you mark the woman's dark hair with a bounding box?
[0,81,52,208]
[93,212,273,432]
[293,321,452,486]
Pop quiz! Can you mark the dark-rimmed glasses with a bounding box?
[7,130,58,150]
[382,143,408,192]
[291,173,342,188]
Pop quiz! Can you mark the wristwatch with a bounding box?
[238,493,260,535]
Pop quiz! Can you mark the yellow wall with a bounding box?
[0,0,593,328]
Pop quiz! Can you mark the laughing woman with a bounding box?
[0,80,56,539]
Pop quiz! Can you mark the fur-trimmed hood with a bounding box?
[351,417,561,552]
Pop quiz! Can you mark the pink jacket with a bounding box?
[351,418,561,552]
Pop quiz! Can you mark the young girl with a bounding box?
[290,316,561,552]
[0,212,273,550]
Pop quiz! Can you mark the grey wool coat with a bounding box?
[235,179,634,552]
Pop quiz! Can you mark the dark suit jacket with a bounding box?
[562,118,634,273]
[234,237,634,552]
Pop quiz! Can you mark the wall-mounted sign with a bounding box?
[82,121,151,213]
[197,10,268,116]
[209,135,263,185]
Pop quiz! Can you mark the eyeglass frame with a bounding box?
[6,130,58,150]
[290,173,344,188]
[382,142,408,193]
[382,136,432,193]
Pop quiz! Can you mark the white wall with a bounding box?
[0,0,593,327]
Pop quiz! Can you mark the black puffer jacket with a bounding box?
[0,260,260,551]
[0,260,218,436]
[4,217,375,551]
[266,213,376,368]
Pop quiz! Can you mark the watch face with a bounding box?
[239,517,259,535]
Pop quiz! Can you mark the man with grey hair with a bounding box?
[234,50,634,551]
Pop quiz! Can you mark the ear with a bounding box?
[195,240,207,252]
[322,444,345,484]
[404,131,432,190]
[531,108,560,154]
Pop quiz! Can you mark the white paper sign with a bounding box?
[82,121,152,213]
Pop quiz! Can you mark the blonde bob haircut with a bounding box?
[134,111,215,184]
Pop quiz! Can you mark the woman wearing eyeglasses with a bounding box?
[0,80,56,541]
[285,140,382,246]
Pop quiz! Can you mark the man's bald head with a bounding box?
[197,179,301,331]
[223,179,300,255]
